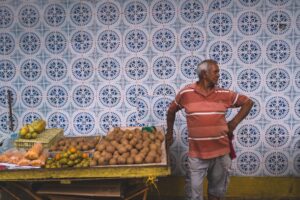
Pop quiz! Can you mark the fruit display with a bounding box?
[49,136,100,152]
[18,119,47,139]
[45,147,90,168]
[0,143,48,167]
[90,127,165,166]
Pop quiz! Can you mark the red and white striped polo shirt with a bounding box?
[169,83,250,159]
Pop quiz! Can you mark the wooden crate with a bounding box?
[14,128,63,150]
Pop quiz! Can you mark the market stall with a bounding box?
[0,122,170,200]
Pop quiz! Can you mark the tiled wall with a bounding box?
[0,0,299,176]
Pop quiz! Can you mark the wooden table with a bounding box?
[0,165,171,200]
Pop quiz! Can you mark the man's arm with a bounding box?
[227,99,254,137]
[166,102,180,148]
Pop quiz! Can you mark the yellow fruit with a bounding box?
[25,133,32,139]
[31,132,38,139]
[31,119,46,133]
[19,125,29,136]
[28,124,35,133]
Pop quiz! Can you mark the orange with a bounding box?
[55,153,61,161]
[69,147,77,154]
[82,153,89,159]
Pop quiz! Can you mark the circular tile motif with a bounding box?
[265,152,288,175]
[152,0,175,24]
[100,112,121,132]
[0,6,13,28]
[296,42,300,61]
[45,32,67,54]
[265,125,289,148]
[48,112,68,131]
[98,30,120,53]
[180,27,204,51]
[153,97,172,120]
[153,57,176,79]
[72,58,94,81]
[180,0,204,23]
[71,31,93,53]
[237,125,260,147]
[297,14,300,32]
[126,85,148,107]
[73,86,94,108]
[218,69,232,89]
[125,1,147,24]
[266,40,290,63]
[0,86,16,108]
[20,32,40,54]
[295,70,300,89]
[70,3,92,26]
[47,86,68,108]
[209,13,232,36]
[181,127,188,146]
[294,98,300,118]
[125,29,147,52]
[238,40,261,64]
[239,0,260,7]
[125,57,148,80]
[73,112,95,134]
[0,113,17,133]
[238,11,261,35]
[152,28,175,52]
[209,0,232,10]
[21,86,43,108]
[136,98,149,120]
[209,41,232,64]
[267,11,291,35]
[268,0,290,6]
[237,69,261,92]
[98,58,120,80]
[20,59,41,81]
[237,152,260,175]
[181,56,201,79]
[97,2,120,25]
[153,84,176,97]
[0,60,16,81]
[246,97,260,120]
[99,85,121,108]
[266,68,290,92]
[44,4,66,27]
[18,5,39,27]
[0,33,14,55]
[126,112,146,127]
[294,154,300,174]
[266,96,289,120]
[46,59,67,81]
[23,112,42,125]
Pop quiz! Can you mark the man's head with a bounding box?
[196,59,220,86]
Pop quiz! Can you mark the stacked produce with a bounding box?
[90,127,165,166]
[45,147,90,168]
[18,119,46,139]
[49,137,100,152]
[0,143,48,167]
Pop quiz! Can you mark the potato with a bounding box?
[134,155,143,164]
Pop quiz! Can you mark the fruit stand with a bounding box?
[0,123,171,199]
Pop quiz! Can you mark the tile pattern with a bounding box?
[0,0,299,176]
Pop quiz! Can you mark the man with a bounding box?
[166,59,253,200]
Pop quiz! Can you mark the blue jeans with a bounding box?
[185,154,232,200]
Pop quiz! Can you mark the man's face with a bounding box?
[205,63,220,86]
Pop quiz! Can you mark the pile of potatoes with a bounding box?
[90,127,165,166]
[49,137,100,152]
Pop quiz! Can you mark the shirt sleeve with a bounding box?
[168,90,184,112]
[228,91,250,108]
